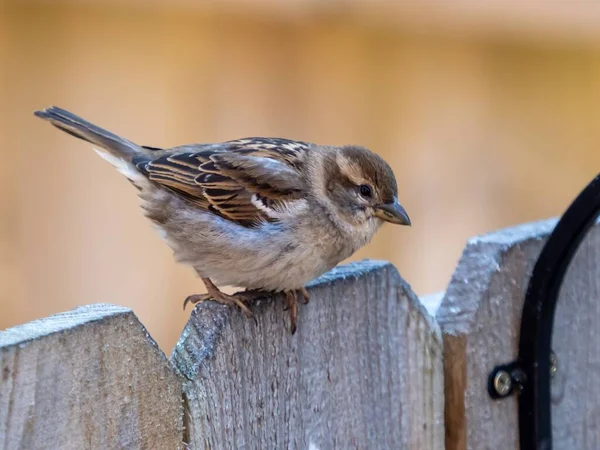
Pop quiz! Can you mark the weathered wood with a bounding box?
[438,218,600,449]
[0,304,183,450]
[437,219,555,450]
[172,260,444,450]
[551,219,600,449]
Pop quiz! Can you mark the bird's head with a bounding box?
[312,145,410,231]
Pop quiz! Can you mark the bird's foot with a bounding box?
[283,288,310,334]
[183,278,255,319]
[300,287,310,305]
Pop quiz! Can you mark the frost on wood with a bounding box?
[0,304,183,450]
[172,260,444,450]
[438,218,600,450]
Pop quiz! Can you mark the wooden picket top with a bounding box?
[172,261,444,449]
[438,218,600,450]
[1,219,599,449]
[0,304,182,449]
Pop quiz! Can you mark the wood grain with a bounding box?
[0,304,183,450]
[172,260,444,450]
[437,219,555,450]
[438,218,600,450]
[550,221,600,449]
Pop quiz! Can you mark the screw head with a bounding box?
[493,370,513,397]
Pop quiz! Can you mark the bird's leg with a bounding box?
[285,290,299,335]
[283,287,310,310]
[300,287,310,305]
[183,278,255,319]
[283,287,310,334]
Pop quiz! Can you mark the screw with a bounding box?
[550,351,558,378]
[493,370,513,397]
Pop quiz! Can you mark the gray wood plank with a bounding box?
[551,221,600,449]
[437,219,556,450]
[0,304,183,450]
[172,260,444,450]
[438,218,600,450]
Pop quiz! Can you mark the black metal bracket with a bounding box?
[487,173,600,450]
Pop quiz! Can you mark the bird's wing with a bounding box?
[133,138,311,227]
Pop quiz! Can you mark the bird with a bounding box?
[34,106,411,334]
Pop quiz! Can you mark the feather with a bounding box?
[137,138,311,227]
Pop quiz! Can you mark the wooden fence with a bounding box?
[1,218,599,449]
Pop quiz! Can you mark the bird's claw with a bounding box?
[300,287,310,305]
[183,290,255,319]
[183,293,211,310]
[284,287,310,334]
[185,284,309,333]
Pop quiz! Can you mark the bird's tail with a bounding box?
[35,106,142,160]
[35,106,146,182]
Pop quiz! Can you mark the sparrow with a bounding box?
[34,106,411,333]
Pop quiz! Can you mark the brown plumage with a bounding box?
[34,106,411,333]
[133,138,310,227]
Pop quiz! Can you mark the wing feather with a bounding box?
[134,138,311,226]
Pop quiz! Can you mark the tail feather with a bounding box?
[34,106,140,161]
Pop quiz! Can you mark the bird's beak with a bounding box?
[374,199,411,226]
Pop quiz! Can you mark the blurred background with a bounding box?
[2,0,600,353]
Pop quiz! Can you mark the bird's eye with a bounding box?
[359,184,373,198]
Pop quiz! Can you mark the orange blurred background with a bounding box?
[2,0,600,353]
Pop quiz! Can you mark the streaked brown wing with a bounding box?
[134,138,310,227]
